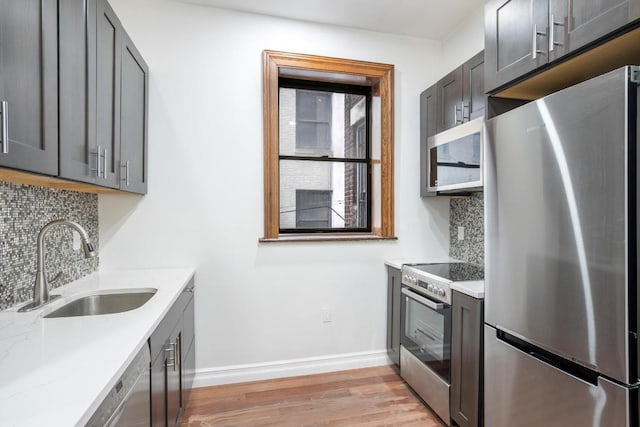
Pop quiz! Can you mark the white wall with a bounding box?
[100,0,454,385]
[440,6,486,76]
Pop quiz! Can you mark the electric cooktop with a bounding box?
[409,262,484,282]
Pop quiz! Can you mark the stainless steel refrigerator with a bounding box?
[484,66,640,426]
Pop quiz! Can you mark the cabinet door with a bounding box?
[96,0,122,188]
[386,266,401,366]
[151,347,167,427]
[485,0,549,93]
[549,0,640,62]
[451,291,483,427]
[59,0,98,184]
[0,0,58,175]
[462,51,486,121]
[183,339,196,409]
[167,330,182,427]
[439,66,464,132]
[120,32,149,194]
[420,85,438,197]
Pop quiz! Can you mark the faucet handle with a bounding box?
[48,272,64,286]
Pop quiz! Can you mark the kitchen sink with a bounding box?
[44,289,157,318]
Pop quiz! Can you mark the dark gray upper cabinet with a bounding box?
[549,0,640,61]
[420,86,438,197]
[420,52,484,197]
[451,291,483,427]
[485,0,548,93]
[486,0,640,93]
[463,51,486,121]
[96,0,123,189]
[61,0,140,191]
[120,32,149,194]
[439,66,464,132]
[0,0,58,175]
[438,51,485,133]
[59,0,98,185]
[386,266,401,367]
[1,0,147,193]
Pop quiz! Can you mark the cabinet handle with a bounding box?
[1,101,7,154]
[549,14,564,52]
[462,102,470,122]
[453,103,463,125]
[165,342,176,370]
[121,160,130,186]
[102,148,108,179]
[176,336,181,371]
[94,145,103,177]
[532,24,547,59]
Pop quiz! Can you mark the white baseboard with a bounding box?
[192,350,392,388]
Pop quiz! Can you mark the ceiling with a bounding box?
[178,0,485,40]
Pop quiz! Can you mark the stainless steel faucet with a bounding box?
[19,219,97,312]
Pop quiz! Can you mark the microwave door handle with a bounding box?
[401,288,444,310]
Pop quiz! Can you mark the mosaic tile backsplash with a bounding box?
[450,192,484,266]
[0,182,99,310]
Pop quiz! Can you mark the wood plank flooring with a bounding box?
[181,365,446,427]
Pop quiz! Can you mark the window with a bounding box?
[262,50,395,241]
[279,79,371,233]
[295,190,332,228]
[295,90,332,151]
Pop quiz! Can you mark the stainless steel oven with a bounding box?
[400,262,484,426]
[401,287,451,381]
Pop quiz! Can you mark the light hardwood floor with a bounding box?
[181,365,446,426]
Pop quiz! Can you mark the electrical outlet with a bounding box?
[457,226,465,241]
[321,309,332,323]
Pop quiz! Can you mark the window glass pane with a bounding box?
[279,160,368,230]
[279,88,366,159]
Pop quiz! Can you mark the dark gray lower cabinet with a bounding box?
[0,0,59,175]
[451,291,483,427]
[151,280,195,426]
[386,266,401,367]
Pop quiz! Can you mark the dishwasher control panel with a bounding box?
[86,343,151,427]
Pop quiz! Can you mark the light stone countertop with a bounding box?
[0,268,195,427]
[451,280,485,299]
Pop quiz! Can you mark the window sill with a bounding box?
[259,233,398,243]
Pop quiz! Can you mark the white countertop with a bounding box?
[451,280,485,299]
[0,268,195,427]
[385,258,484,299]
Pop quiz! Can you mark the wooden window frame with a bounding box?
[261,50,395,242]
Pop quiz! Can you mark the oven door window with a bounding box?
[401,289,451,382]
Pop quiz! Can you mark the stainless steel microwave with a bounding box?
[427,117,483,193]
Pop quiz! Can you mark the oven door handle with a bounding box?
[402,288,445,310]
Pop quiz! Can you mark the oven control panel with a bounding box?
[402,271,451,304]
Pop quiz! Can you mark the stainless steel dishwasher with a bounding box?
[86,343,151,426]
